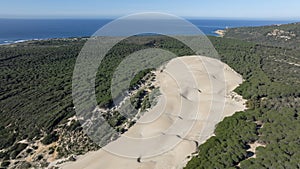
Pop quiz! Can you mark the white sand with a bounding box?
[214,30,226,37]
[61,56,246,169]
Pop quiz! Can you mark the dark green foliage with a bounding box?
[36,154,43,161]
[0,130,16,150]
[41,131,59,145]
[239,108,300,169]
[185,31,300,168]
[66,120,81,131]
[214,111,258,142]
[48,147,55,155]
[185,111,258,169]
[141,95,151,111]
[224,22,300,49]
[106,111,126,128]
[131,89,148,110]
[0,36,194,160]
[9,143,27,159]
[0,39,83,155]
[0,152,9,161]
[95,35,195,108]
[25,148,33,154]
[1,161,10,167]
[18,161,31,168]
[210,36,300,103]
[129,69,153,90]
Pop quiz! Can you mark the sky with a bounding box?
[0,0,299,20]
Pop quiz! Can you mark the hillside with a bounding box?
[185,24,300,168]
[185,37,300,169]
[0,36,195,168]
[224,22,300,49]
[0,31,299,168]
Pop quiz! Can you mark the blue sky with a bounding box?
[1,0,299,19]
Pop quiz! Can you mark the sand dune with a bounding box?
[61,55,246,169]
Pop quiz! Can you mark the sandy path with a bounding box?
[61,55,246,169]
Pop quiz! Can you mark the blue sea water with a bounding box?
[0,19,297,44]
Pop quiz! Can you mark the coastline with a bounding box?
[0,31,224,46]
[0,39,30,45]
[0,37,87,46]
[1,19,296,45]
[0,38,48,46]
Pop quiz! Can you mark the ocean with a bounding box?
[0,19,296,44]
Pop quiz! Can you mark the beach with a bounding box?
[214,29,226,37]
[61,55,246,169]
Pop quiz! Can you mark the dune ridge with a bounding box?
[61,55,246,169]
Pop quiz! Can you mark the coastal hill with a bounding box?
[223,22,300,49]
[0,23,299,168]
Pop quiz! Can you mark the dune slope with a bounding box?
[61,55,246,169]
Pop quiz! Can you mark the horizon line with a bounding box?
[0,16,299,21]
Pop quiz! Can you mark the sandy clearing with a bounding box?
[247,141,266,159]
[61,55,246,169]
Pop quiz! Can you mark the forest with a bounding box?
[185,29,300,168]
[224,22,300,49]
[0,36,195,167]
